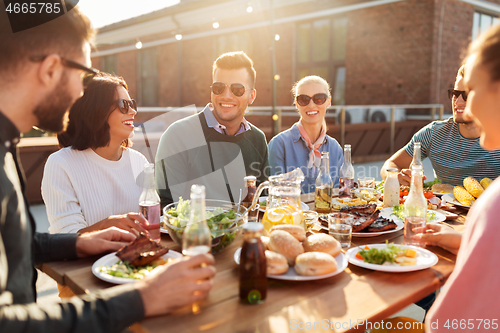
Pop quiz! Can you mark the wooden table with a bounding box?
[41,194,468,333]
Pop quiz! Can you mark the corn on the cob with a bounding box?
[463,177,484,198]
[480,178,493,190]
[453,186,475,206]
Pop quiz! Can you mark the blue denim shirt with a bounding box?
[268,123,343,194]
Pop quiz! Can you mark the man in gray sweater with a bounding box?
[0,5,215,332]
[155,51,269,209]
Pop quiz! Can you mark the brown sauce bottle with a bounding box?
[241,176,258,223]
[239,223,267,304]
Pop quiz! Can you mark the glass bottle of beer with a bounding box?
[182,184,212,256]
[404,168,427,247]
[315,152,333,213]
[139,163,161,242]
[239,223,267,304]
[241,176,258,223]
[339,144,354,198]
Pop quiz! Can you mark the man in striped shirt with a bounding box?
[381,65,500,186]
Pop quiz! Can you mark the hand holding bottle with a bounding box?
[398,169,427,186]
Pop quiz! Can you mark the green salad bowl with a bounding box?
[162,199,248,254]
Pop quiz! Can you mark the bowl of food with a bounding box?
[352,188,382,202]
[162,199,248,254]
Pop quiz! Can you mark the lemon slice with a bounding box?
[291,211,303,225]
[266,208,285,223]
[262,221,272,235]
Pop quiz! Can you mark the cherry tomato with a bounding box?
[356,252,364,260]
[400,186,409,197]
[423,190,433,199]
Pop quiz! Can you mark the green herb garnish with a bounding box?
[392,204,437,222]
[375,180,385,193]
[358,241,402,265]
[423,179,442,189]
[100,260,160,279]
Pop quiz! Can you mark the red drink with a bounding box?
[339,177,354,198]
[139,201,161,242]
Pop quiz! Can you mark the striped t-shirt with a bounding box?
[404,117,500,186]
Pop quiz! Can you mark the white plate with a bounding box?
[92,250,182,284]
[258,196,309,213]
[314,212,404,238]
[442,194,471,209]
[381,207,446,224]
[346,244,439,272]
[234,248,347,281]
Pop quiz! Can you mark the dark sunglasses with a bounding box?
[296,93,328,107]
[448,89,468,101]
[115,99,137,114]
[211,81,247,97]
[30,55,99,87]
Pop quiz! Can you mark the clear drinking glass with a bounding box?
[328,218,352,248]
[358,177,375,189]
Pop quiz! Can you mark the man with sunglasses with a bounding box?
[0,6,214,333]
[155,51,269,208]
[381,65,500,187]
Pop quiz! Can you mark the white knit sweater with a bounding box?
[41,147,149,234]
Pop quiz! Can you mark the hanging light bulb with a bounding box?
[135,40,143,49]
[246,6,253,12]
[213,22,219,29]
[275,34,280,41]
[175,34,182,41]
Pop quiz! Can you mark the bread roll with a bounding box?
[270,224,306,241]
[302,234,341,257]
[261,236,270,250]
[265,250,288,275]
[294,252,338,276]
[268,230,304,265]
[432,183,454,194]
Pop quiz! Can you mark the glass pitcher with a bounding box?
[250,168,305,236]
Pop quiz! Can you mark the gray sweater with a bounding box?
[156,109,269,209]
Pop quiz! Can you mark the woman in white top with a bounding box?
[42,73,149,234]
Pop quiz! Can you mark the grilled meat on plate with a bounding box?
[365,216,398,232]
[326,210,380,232]
[340,204,377,215]
[116,233,169,266]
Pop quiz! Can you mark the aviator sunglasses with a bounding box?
[30,55,99,87]
[211,81,247,97]
[115,99,137,114]
[448,89,468,101]
[295,93,328,107]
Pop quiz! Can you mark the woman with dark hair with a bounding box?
[42,72,149,234]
